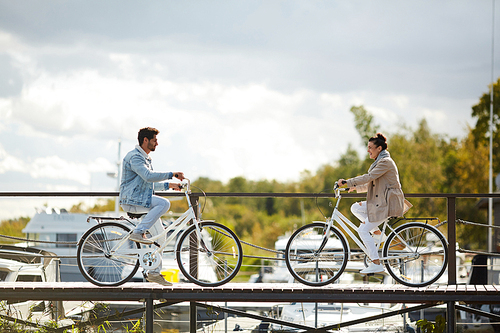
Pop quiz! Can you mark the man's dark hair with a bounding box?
[138,127,159,145]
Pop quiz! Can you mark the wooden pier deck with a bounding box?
[2,282,500,332]
[1,282,499,304]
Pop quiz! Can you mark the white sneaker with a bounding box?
[129,232,153,244]
[146,273,172,286]
[360,263,385,274]
[371,232,387,244]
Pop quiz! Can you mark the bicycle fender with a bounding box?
[392,222,449,245]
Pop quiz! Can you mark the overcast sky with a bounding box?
[0,1,499,219]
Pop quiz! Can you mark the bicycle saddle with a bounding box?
[127,212,147,219]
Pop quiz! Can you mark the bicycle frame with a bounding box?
[325,188,410,263]
[92,179,210,269]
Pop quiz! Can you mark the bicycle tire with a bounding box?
[176,222,242,287]
[285,222,349,286]
[382,222,448,287]
[77,222,140,287]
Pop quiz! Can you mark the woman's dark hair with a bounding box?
[138,127,159,145]
[369,133,388,150]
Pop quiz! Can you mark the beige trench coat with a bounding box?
[345,156,408,223]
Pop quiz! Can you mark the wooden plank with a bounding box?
[485,285,497,292]
[0,283,499,304]
[475,285,487,293]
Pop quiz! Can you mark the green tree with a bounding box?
[388,120,450,223]
[0,217,30,242]
[350,105,380,142]
[442,128,489,249]
[471,77,500,173]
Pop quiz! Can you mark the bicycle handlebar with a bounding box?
[179,178,191,193]
[334,180,349,192]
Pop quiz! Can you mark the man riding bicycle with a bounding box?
[119,127,184,286]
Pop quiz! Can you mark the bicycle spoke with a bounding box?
[176,222,242,287]
[383,223,448,287]
[77,223,140,286]
[285,223,348,286]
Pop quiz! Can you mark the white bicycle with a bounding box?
[284,182,448,287]
[77,179,242,287]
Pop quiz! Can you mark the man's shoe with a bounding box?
[129,232,153,244]
[360,263,385,274]
[146,273,172,286]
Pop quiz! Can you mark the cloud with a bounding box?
[0,57,477,184]
[0,0,496,222]
[0,143,114,186]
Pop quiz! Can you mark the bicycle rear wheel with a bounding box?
[176,222,242,287]
[77,222,140,287]
[382,222,448,287]
[285,222,348,286]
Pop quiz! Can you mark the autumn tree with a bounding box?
[471,77,500,173]
[350,105,380,142]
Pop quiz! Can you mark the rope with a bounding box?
[205,225,284,256]
[435,220,448,228]
[238,238,284,255]
[0,234,77,245]
[458,248,500,257]
[457,219,500,230]
[0,217,495,262]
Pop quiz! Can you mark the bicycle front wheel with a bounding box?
[285,222,348,286]
[382,222,448,287]
[77,222,140,287]
[176,222,242,287]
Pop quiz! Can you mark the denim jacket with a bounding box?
[119,145,173,208]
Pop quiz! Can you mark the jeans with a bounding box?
[121,195,170,274]
[351,201,384,261]
[121,195,171,234]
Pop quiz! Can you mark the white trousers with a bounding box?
[351,201,384,261]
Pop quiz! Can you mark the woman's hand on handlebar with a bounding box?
[336,179,355,193]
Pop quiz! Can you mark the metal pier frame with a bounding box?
[1,282,500,332]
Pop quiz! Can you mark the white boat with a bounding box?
[21,207,102,281]
[0,245,76,328]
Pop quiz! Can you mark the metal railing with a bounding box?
[3,190,500,285]
[2,191,500,333]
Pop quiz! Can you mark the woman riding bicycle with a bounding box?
[338,133,410,275]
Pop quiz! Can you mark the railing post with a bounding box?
[189,195,199,333]
[447,195,457,285]
[189,194,199,281]
[447,196,457,333]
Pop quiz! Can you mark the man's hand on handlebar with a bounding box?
[173,172,185,181]
[169,183,184,191]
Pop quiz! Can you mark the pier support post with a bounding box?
[447,302,455,333]
[146,298,154,333]
[190,302,197,333]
